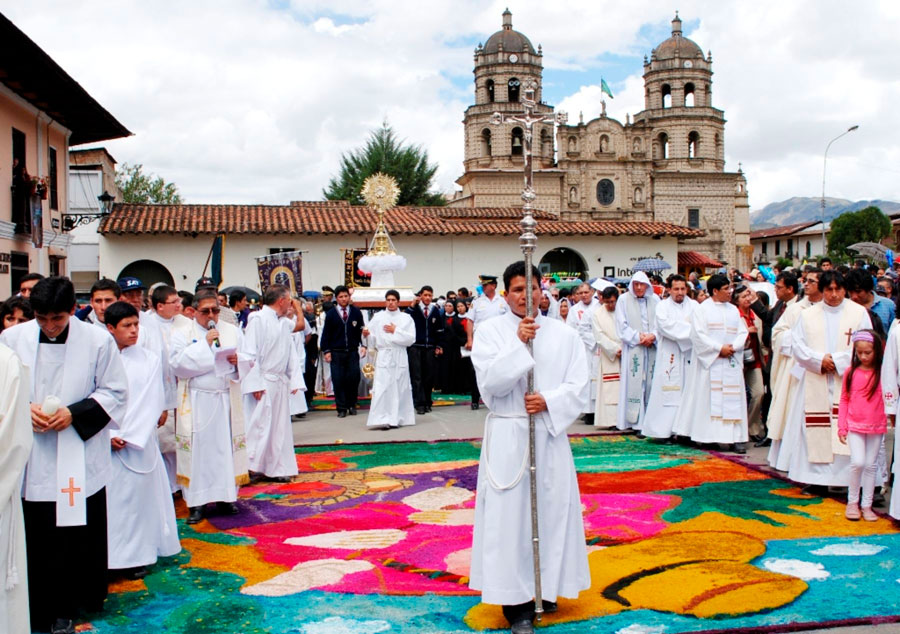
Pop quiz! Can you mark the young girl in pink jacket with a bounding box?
[838,329,889,521]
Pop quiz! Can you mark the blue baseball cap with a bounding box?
[117,276,145,292]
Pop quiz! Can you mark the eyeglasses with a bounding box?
[197,307,221,315]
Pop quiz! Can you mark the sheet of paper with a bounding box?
[214,346,237,376]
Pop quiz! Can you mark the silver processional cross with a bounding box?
[491,80,566,621]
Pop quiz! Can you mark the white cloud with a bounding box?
[3,0,899,210]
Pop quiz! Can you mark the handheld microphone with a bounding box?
[207,320,220,347]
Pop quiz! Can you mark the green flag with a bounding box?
[601,78,614,99]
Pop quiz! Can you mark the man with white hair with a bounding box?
[614,271,659,431]
[567,281,600,423]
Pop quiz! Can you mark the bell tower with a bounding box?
[462,9,555,171]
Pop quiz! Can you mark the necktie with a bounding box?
[342,307,348,322]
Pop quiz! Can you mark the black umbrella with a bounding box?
[220,285,260,302]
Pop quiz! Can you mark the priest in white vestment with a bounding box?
[470,261,590,633]
[785,271,872,487]
[103,302,180,577]
[0,342,32,634]
[590,286,622,428]
[287,298,311,418]
[766,272,821,470]
[1,276,127,634]
[241,285,303,480]
[883,320,900,519]
[615,271,660,431]
[364,290,417,429]
[566,282,599,423]
[643,275,697,439]
[672,274,749,450]
[170,289,249,525]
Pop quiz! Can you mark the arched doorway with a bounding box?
[539,247,588,285]
[117,260,175,287]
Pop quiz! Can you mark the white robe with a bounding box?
[786,300,872,486]
[614,278,660,430]
[170,320,244,507]
[289,318,311,416]
[672,300,749,444]
[591,305,621,428]
[365,309,417,429]
[0,344,32,634]
[241,306,303,478]
[107,345,180,569]
[643,297,697,439]
[881,320,900,519]
[567,301,598,415]
[470,312,591,606]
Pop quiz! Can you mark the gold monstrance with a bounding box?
[361,173,400,256]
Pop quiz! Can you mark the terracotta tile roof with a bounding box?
[98,203,705,239]
[749,221,819,240]
[678,250,723,268]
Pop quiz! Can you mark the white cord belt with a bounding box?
[483,412,530,491]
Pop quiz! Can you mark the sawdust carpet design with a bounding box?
[83,436,900,633]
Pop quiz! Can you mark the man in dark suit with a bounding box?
[750,271,799,446]
[406,285,444,414]
[319,285,366,418]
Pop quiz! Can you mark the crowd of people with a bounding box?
[0,257,898,634]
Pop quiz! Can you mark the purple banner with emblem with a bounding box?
[256,251,303,296]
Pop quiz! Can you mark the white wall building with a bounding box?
[750,221,829,266]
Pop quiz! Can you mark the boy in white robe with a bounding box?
[1,276,127,634]
[170,289,248,525]
[786,271,872,487]
[0,342,32,634]
[672,273,749,451]
[363,289,417,429]
[287,298,311,418]
[104,302,180,579]
[470,261,590,634]
[566,282,599,423]
[591,286,621,428]
[644,275,697,440]
[241,285,303,481]
[615,271,660,431]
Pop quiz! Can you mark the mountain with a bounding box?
[750,197,900,230]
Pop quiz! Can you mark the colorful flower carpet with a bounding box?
[87,436,900,634]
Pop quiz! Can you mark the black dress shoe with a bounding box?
[510,619,534,634]
[754,437,772,448]
[425,406,432,412]
[187,506,204,524]
[348,407,357,416]
[471,402,480,410]
[416,407,426,415]
[731,443,747,454]
[541,600,558,613]
[51,618,76,634]
[123,565,149,580]
[337,410,347,418]
[217,501,240,515]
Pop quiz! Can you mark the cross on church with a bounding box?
[61,477,81,507]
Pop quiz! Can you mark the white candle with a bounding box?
[41,395,61,416]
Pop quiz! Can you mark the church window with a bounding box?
[688,131,700,158]
[481,129,492,157]
[632,137,642,153]
[657,132,669,159]
[599,134,610,153]
[661,84,672,108]
[540,128,551,157]
[634,187,643,204]
[806,241,812,257]
[596,179,615,206]
[567,135,577,153]
[511,127,524,155]
[715,133,721,161]
[508,77,521,102]
[684,83,695,107]
[688,208,700,229]
[486,79,495,103]
[569,186,578,204]
[762,242,768,254]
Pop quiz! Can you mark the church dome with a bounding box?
[653,13,704,60]
[483,9,536,55]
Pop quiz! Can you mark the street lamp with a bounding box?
[821,125,859,256]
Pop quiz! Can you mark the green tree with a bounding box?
[827,205,891,256]
[115,163,183,204]
[324,123,446,206]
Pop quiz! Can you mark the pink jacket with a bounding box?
[838,368,888,435]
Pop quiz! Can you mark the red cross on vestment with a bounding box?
[61,477,81,507]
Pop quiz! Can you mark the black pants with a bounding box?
[408,346,437,408]
[503,601,535,625]
[304,358,317,407]
[23,488,108,628]
[330,350,360,411]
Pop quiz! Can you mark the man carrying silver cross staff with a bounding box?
[468,79,591,634]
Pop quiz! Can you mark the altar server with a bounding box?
[364,289,417,429]
[0,276,127,634]
[590,286,622,428]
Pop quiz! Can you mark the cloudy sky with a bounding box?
[5,0,900,213]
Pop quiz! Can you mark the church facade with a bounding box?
[450,10,751,270]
